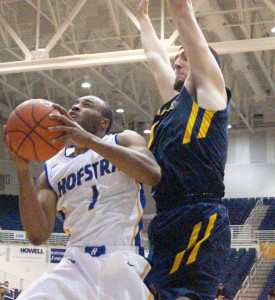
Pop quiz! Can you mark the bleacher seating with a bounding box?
[258,266,275,300]
[259,205,275,230]
[217,248,256,299]
[222,198,258,225]
[0,194,64,233]
[263,196,275,206]
[0,195,23,230]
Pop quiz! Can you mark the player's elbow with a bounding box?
[145,167,162,186]
[28,236,45,246]
[27,232,48,246]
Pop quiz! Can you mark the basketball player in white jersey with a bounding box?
[4,95,161,300]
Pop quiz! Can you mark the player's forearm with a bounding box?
[169,1,210,70]
[138,15,171,68]
[87,136,161,186]
[17,168,50,245]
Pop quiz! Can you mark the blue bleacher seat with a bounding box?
[259,205,275,230]
[222,198,257,225]
[217,248,256,299]
[0,194,64,233]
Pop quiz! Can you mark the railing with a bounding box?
[255,230,275,242]
[1,227,274,248]
[230,225,258,246]
[234,242,270,300]
[0,285,14,300]
[0,271,32,299]
[0,230,69,246]
[245,198,263,226]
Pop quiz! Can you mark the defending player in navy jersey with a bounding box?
[4,95,161,299]
[137,0,231,299]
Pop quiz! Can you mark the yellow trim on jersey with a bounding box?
[130,182,143,247]
[157,100,175,116]
[147,292,154,300]
[187,213,217,265]
[59,206,72,233]
[169,221,202,274]
[198,110,216,139]
[147,121,159,149]
[182,102,199,144]
[140,261,150,279]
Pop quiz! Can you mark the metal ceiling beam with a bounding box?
[262,0,275,13]
[87,68,153,120]
[35,0,41,52]
[240,26,275,95]
[106,0,121,36]
[0,14,33,60]
[145,0,206,46]
[40,0,87,58]
[114,0,140,30]
[0,37,274,74]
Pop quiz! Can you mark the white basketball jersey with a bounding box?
[44,134,145,248]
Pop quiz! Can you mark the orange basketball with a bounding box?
[6,99,65,162]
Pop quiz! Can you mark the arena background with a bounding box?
[0,0,274,296]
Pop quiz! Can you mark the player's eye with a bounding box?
[83,103,93,108]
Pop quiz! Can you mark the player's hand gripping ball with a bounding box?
[6,99,65,161]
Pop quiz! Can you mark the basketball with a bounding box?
[6,99,65,162]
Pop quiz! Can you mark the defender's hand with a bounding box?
[137,0,149,20]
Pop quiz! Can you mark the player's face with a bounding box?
[173,49,190,92]
[69,97,107,134]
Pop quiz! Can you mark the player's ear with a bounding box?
[100,117,110,131]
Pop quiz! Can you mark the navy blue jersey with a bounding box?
[148,87,231,211]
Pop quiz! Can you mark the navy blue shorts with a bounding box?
[145,202,231,300]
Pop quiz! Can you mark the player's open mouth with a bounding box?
[69,112,77,119]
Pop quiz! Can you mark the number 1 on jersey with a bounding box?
[89,185,99,210]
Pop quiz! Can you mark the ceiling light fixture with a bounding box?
[228,124,232,129]
[271,26,275,33]
[116,108,124,113]
[143,129,151,134]
[81,82,91,88]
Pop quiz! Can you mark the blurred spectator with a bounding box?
[0,285,5,300]
[216,283,230,300]
[3,281,13,300]
[269,287,275,300]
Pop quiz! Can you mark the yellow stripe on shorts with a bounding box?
[169,221,201,274]
[169,213,217,274]
[187,213,217,265]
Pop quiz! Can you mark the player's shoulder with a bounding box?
[118,130,141,138]
[116,130,146,147]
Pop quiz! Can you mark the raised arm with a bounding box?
[114,130,161,185]
[49,110,162,186]
[137,0,177,102]
[4,127,57,245]
[168,0,227,110]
